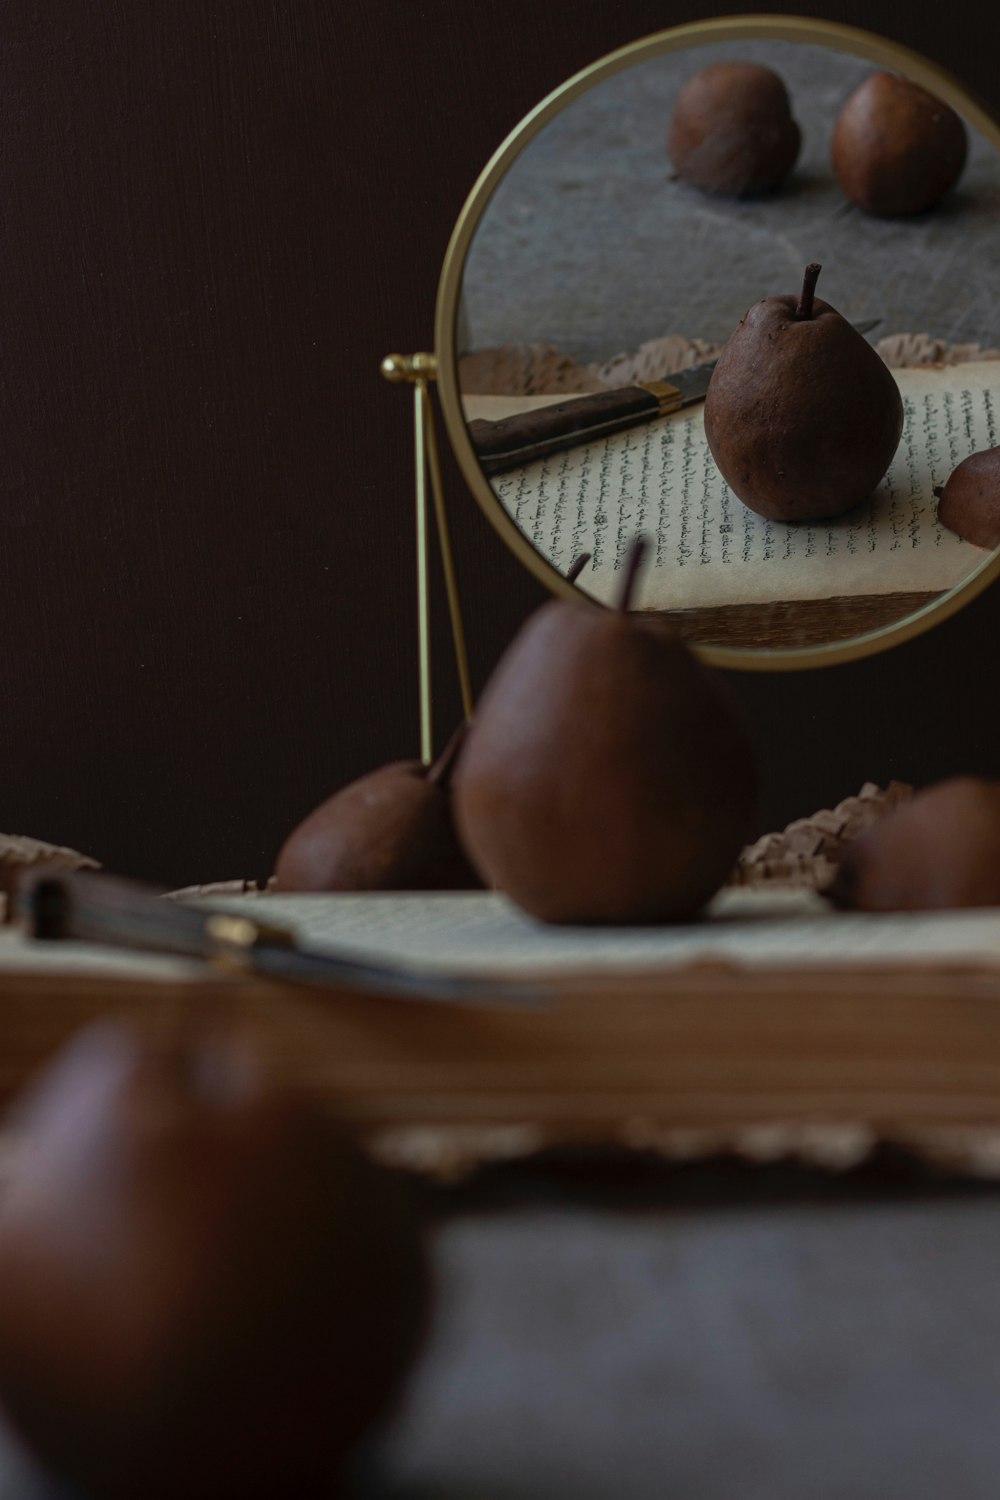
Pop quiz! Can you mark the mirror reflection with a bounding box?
[456,38,1000,650]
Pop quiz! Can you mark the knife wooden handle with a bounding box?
[468,386,663,476]
[20,869,232,956]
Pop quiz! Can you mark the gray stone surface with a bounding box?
[371,1190,1000,1500]
[460,40,1000,365]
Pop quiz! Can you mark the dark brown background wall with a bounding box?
[2,0,999,886]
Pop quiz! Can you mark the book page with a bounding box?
[206,890,1000,979]
[462,363,1000,610]
[6,890,1000,986]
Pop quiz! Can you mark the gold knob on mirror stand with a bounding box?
[381,352,439,384]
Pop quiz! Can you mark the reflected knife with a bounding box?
[468,320,880,477]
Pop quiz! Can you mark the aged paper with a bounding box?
[206,890,1000,979]
[463,363,1000,610]
[6,889,1000,985]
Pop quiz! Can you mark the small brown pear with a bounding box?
[0,1021,429,1500]
[832,72,967,216]
[668,62,801,197]
[830,777,1000,911]
[704,263,903,522]
[934,447,1000,550]
[274,723,481,891]
[453,539,756,925]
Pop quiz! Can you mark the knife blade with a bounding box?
[18,870,542,1008]
[467,319,881,477]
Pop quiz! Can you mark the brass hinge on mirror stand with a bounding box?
[381,352,474,765]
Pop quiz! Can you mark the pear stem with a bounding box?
[426,721,469,790]
[567,552,591,584]
[795,262,822,321]
[617,536,648,613]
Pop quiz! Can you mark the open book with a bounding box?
[463,363,1000,611]
[5,887,1000,1175]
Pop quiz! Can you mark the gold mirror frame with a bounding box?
[434,14,1000,672]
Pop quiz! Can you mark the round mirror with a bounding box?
[435,17,1000,669]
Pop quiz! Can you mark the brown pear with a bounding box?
[274,723,481,891]
[453,539,756,925]
[934,447,1000,550]
[668,62,801,197]
[0,1021,429,1500]
[830,777,1000,911]
[832,73,967,216]
[704,263,903,522]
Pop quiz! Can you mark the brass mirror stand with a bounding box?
[381,353,473,765]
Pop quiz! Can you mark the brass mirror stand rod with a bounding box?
[382,352,474,764]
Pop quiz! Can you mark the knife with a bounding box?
[18,870,541,1008]
[467,319,880,477]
